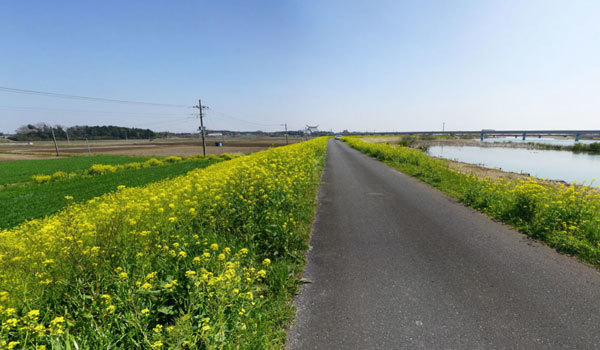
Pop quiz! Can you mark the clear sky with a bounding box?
[1,0,599,134]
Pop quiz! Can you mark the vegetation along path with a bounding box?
[287,139,600,349]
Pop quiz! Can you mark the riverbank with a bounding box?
[361,136,574,184]
[343,137,600,268]
[362,136,600,154]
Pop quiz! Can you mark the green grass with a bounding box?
[0,158,222,229]
[0,155,151,186]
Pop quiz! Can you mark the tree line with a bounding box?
[10,123,157,141]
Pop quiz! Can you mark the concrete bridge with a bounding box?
[359,130,600,142]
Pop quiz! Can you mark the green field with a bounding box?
[0,155,151,186]
[0,157,223,229]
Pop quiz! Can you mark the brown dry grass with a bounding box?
[0,153,64,162]
[445,159,528,181]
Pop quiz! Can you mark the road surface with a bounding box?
[287,139,600,349]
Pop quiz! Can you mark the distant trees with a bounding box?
[67,125,155,140]
[10,123,156,141]
[13,123,60,140]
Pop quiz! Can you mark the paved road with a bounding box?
[287,140,600,350]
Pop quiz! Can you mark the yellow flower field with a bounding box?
[0,138,328,349]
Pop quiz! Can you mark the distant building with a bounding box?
[305,125,319,135]
[207,133,223,137]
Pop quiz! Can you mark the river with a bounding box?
[480,137,598,146]
[427,145,600,186]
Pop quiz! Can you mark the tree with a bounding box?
[11,123,157,141]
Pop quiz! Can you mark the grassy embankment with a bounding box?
[0,138,327,349]
[342,137,600,267]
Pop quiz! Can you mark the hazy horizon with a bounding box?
[2,0,599,134]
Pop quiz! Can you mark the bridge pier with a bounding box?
[575,133,581,142]
[522,132,526,141]
[480,132,484,141]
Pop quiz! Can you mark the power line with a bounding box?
[0,86,192,108]
[141,117,197,128]
[0,86,299,131]
[207,109,281,127]
[0,105,193,118]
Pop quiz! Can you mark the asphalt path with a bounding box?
[287,139,600,350]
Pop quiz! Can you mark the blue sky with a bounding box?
[1,0,599,133]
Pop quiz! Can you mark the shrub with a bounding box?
[31,175,52,184]
[121,162,143,170]
[87,164,118,175]
[50,171,68,180]
[143,158,164,167]
[164,156,183,163]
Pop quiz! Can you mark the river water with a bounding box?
[480,137,598,146]
[427,145,600,186]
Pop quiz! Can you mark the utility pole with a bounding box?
[282,123,288,145]
[85,138,92,155]
[194,99,208,156]
[65,129,70,143]
[50,127,60,156]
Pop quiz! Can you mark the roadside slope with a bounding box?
[288,139,600,349]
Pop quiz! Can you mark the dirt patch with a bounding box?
[0,137,303,157]
[98,145,271,157]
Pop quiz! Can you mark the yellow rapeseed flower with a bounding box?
[27,309,40,319]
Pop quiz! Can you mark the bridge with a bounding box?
[358,130,600,142]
